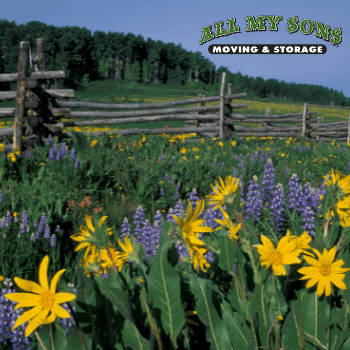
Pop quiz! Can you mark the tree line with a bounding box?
[0,19,348,107]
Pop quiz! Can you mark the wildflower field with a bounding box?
[1,80,350,349]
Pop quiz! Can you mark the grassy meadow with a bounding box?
[0,79,350,349]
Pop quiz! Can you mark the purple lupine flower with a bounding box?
[239,160,244,169]
[160,154,165,160]
[175,239,190,261]
[204,250,215,263]
[166,208,176,225]
[30,233,36,242]
[74,157,80,169]
[0,217,5,229]
[173,200,184,219]
[45,135,54,146]
[36,213,47,239]
[260,150,267,163]
[26,151,31,159]
[219,162,225,172]
[164,174,168,182]
[138,219,154,260]
[152,212,162,256]
[205,208,219,229]
[171,157,176,162]
[243,175,264,223]
[159,188,164,196]
[60,283,78,336]
[70,148,76,160]
[50,234,57,247]
[288,174,304,213]
[300,206,316,236]
[5,212,11,225]
[59,143,67,158]
[4,145,11,156]
[18,224,26,235]
[213,160,217,167]
[33,220,38,228]
[176,183,180,191]
[232,169,238,178]
[120,217,131,240]
[285,166,289,175]
[55,149,62,161]
[49,148,56,161]
[174,191,179,199]
[269,183,286,234]
[188,188,201,212]
[261,158,276,205]
[44,224,51,239]
[170,175,175,184]
[21,210,28,226]
[250,156,255,163]
[55,225,61,234]
[133,205,146,241]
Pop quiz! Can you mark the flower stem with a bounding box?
[34,331,47,350]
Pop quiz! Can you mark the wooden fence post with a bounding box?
[13,41,29,152]
[219,72,226,139]
[301,103,308,137]
[317,117,320,140]
[37,38,48,89]
[196,93,202,127]
[263,108,271,128]
[227,83,232,96]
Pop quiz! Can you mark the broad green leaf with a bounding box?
[148,240,185,346]
[123,319,150,350]
[251,283,269,349]
[301,291,330,350]
[66,326,93,350]
[235,244,247,293]
[218,231,237,272]
[95,278,135,324]
[221,298,251,349]
[36,323,67,350]
[189,275,231,350]
[324,209,340,249]
[282,299,303,350]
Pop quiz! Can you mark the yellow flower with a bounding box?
[277,315,283,321]
[70,214,113,260]
[265,148,271,151]
[231,141,236,146]
[4,256,76,337]
[100,236,134,272]
[298,246,350,297]
[172,200,213,272]
[142,135,146,142]
[7,152,16,162]
[0,276,4,282]
[182,157,188,162]
[180,147,187,154]
[279,153,286,157]
[214,206,241,242]
[206,175,241,210]
[290,231,314,256]
[253,233,301,276]
[217,142,223,147]
[323,169,350,199]
[298,160,301,164]
[90,140,98,147]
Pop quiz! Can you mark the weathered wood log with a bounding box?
[31,70,65,80]
[0,89,75,101]
[0,127,15,137]
[227,112,317,120]
[231,125,303,132]
[49,108,71,117]
[51,93,247,110]
[24,134,40,147]
[61,125,221,138]
[25,94,39,108]
[311,131,348,136]
[24,77,40,89]
[69,105,221,119]
[43,122,65,133]
[226,117,308,124]
[13,42,29,152]
[37,38,47,89]
[233,132,303,137]
[27,114,39,127]
[0,73,19,83]
[0,108,15,117]
[264,122,318,129]
[219,72,226,138]
[311,121,348,128]
[62,114,221,127]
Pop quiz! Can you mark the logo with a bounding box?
[200,16,342,54]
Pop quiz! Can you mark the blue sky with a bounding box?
[2,0,350,97]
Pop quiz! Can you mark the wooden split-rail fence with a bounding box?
[0,37,349,159]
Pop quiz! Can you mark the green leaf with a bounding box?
[36,322,67,350]
[94,278,135,324]
[282,299,303,350]
[218,231,237,272]
[189,275,231,349]
[324,209,340,249]
[301,291,330,350]
[251,283,269,349]
[123,319,150,350]
[221,299,251,349]
[148,240,185,346]
[66,326,93,350]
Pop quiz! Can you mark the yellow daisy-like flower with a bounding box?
[90,140,98,147]
[206,176,241,210]
[4,256,76,337]
[298,246,350,297]
[324,169,350,200]
[80,250,106,277]
[70,214,113,260]
[290,231,314,256]
[7,152,16,162]
[180,147,187,154]
[172,200,213,272]
[319,195,350,228]
[214,206,241,242]
[100,236,134,272]
[253,233,302,276]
